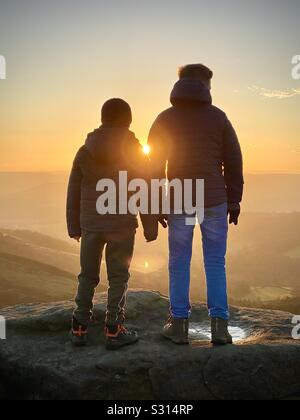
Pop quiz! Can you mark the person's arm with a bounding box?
[66,151,83,239]
[147,116,170,228]
[222,116,244,224]
[148,115,169,180]
[129,137,160,242]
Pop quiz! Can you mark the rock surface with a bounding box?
[0,290,299,400]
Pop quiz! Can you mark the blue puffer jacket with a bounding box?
[148,79,244,208]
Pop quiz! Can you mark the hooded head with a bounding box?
[178,64,213,88]
[171,63,213,107]
[101,98,132,128]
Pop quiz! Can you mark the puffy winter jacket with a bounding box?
[66,126,154,237]
[148,78,244,208]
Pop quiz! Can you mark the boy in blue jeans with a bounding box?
[148,64,244,345]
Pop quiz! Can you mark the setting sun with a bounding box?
[143,145,151,155]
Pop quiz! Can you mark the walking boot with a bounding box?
[211,318,233,345]
[162,316,189,345]
[105,325,139,351]
[70,317,88,347]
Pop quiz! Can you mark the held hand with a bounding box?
[146,235,157,244]
[72,236,81,243]
[228,203,241,226]
[158,215,168,228]
[144,231,158,243]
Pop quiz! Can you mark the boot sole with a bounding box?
[69,331,88,347]
[163,334,189,345]
[211,339,233,346]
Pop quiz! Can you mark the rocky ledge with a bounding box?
[0,290,299,400]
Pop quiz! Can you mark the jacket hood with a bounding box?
[170,78,212,106]
[85,126,135,162]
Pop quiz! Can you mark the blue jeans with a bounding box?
[168,203,229,320]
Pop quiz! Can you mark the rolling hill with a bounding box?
[0,173,300,312]
[0,252,77,308]
[0,230,80,275]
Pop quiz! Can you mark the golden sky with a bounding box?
[0,0,299,173]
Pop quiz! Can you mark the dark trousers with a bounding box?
[74,230,135,326]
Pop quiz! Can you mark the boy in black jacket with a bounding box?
[67,98,157,350]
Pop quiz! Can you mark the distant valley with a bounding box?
[0,172,299,313]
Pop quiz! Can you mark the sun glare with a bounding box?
[143,144,151,155]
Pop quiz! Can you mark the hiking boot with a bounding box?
[105,325,139,351]
[162,316,189,345]
[70,317,88,347]
[211,318,233,346]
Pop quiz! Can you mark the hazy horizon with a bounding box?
[1,170,300,175]
[1,171,299,310]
